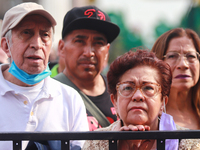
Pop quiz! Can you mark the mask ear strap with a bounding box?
[159,97,166,119]
[6,38,13,62]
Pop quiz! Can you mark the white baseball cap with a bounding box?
[1,2,57,38]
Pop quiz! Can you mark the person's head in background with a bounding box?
[50,42,65,77]
[58,5,120,82]
[0,2,56,86]
[151,28,200,126]
[49,43,59,66]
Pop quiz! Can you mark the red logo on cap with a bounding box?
[84,9,105,21]
[97,11,105,21]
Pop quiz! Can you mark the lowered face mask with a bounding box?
[8,61,51,85]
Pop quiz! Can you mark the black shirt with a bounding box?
[86,75,117,131]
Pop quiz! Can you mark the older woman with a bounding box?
[151,28,200,149]
[82,50,178,150]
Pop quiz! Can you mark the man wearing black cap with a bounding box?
[54,6,120,131]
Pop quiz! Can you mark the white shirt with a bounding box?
[0,64,89,150]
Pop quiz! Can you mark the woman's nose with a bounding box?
[132,89,144,102]
[176,56,189,69]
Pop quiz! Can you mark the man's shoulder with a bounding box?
[45,76,79,96]
[53,73,79,91]
[53,72,67,83]
[46,77,85,110]
[101,74,108,85]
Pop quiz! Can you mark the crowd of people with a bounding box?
[0,2,199,150]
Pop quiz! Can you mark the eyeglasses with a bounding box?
[116,81,161,98]
[163,51,200,64]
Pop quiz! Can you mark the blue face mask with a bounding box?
[8,61,51,85]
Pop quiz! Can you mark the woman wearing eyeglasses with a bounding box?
[82,50,178,150]
[151,28,200,149]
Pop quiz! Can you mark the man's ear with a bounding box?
[1,37,11,58]
[105,53,109,62]
[106,43,110,53]
[58,39,65,58]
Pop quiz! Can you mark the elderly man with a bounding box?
[0,2,88,150]
[54,6,120,131]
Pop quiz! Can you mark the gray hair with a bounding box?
[4,30,12,46]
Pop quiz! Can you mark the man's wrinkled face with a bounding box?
[60,29,110,80]
[9,14,53,74]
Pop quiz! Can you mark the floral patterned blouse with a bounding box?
[176,124,200,150]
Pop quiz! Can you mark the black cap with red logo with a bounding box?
[62,5,120,43]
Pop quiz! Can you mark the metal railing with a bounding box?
[1,130,200,150]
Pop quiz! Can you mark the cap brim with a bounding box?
[62,18,120,43]
[9,9,56,30]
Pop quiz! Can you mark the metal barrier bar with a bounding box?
[61,140,69,150]
[109,139,117,150]
[0,130,200,150]
[13,140,21,150]
[1,130,200,140]
[157,139,165,150]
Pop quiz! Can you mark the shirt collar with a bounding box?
[0,64,60,98]
[0,64,14,95]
